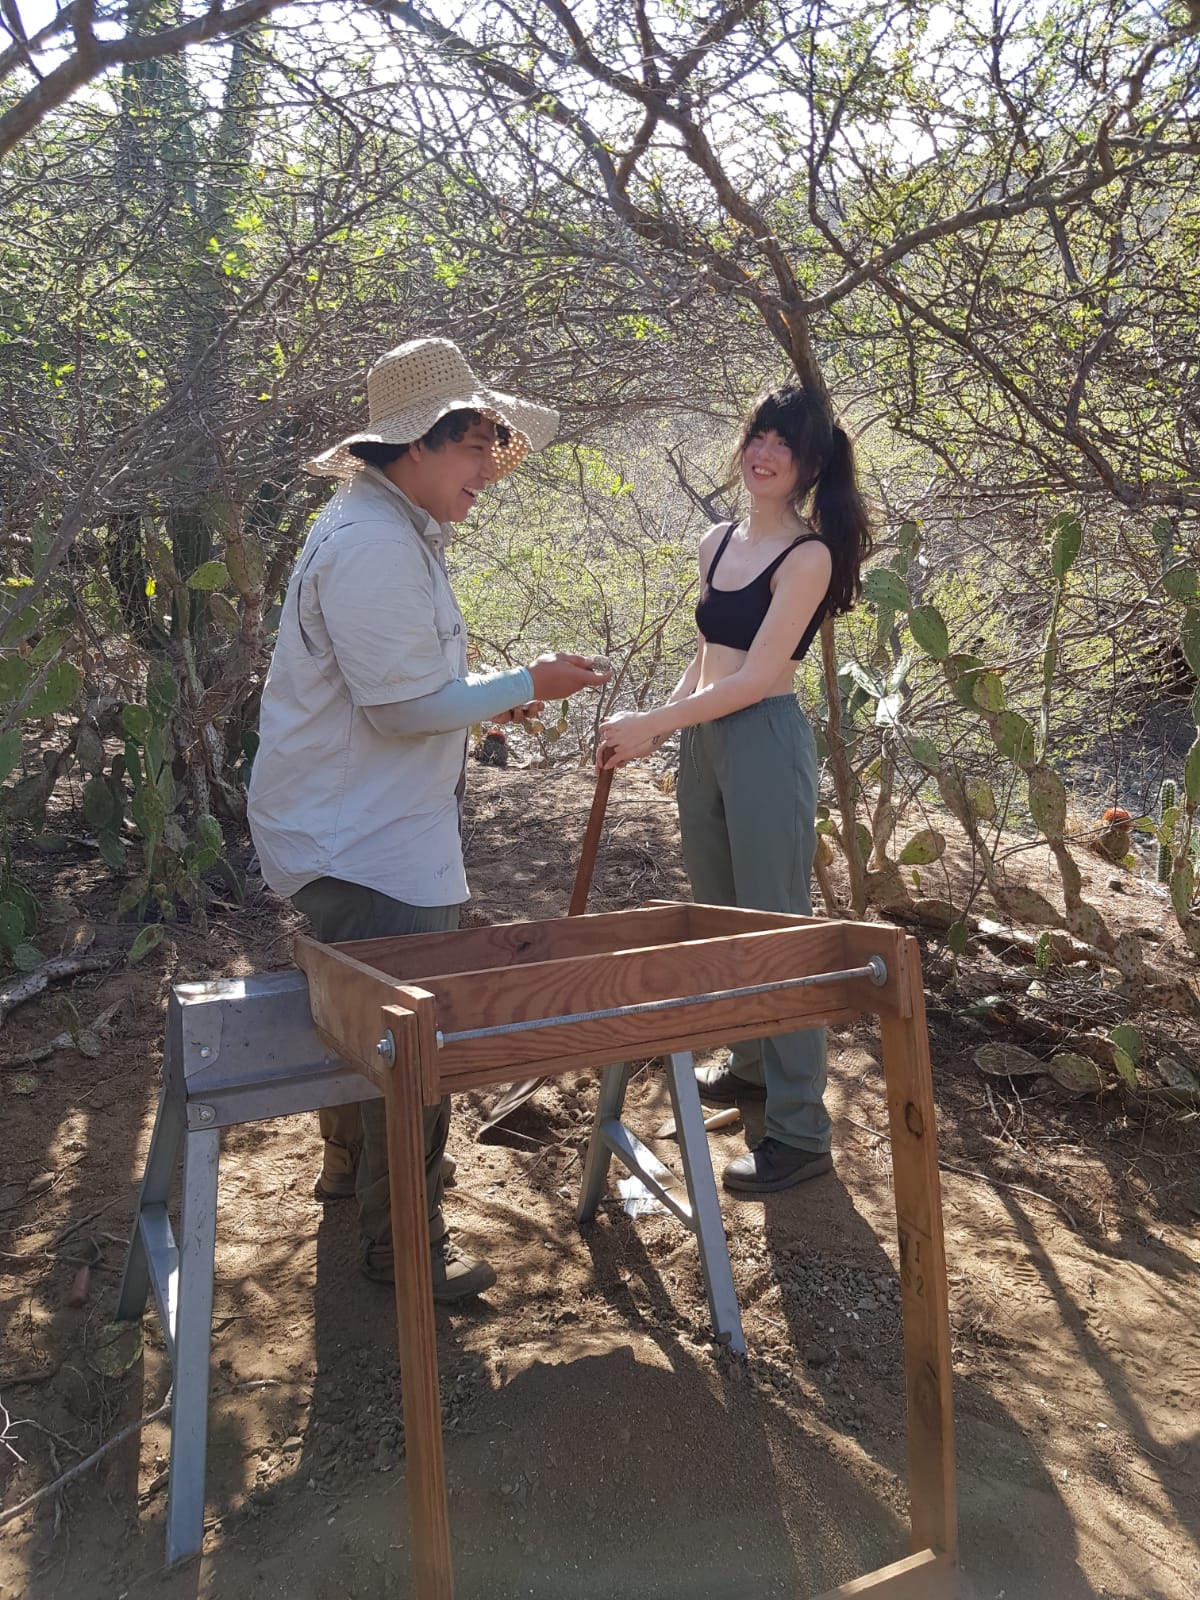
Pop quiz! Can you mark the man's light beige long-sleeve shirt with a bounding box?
[248,468,470,906]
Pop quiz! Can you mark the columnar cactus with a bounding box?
[1157,779,1177,884]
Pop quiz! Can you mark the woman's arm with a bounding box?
[665,642,703,707]
[599,541,831,764]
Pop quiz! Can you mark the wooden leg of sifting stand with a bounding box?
[878,938,958,1571]
[381,1004,455,1600]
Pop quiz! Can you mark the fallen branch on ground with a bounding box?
[0,1393,173,1531]
[0,997,126,1068]
[0,956,111,1029]
[0,1378,281,1530]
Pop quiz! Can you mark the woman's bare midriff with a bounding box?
[697,639,798,700]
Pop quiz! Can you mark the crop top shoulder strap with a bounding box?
[704,522,737,583]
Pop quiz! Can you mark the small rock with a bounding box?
[282,1435,303,1452]
[804,1342,832,1367]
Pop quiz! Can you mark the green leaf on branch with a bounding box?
[861,568,912,612]
[0,901,23,949]
[1048,1052,1104,1095]
[993,711,1036,765]
[28,628,69,667]
[840,660,886,700]
[907,605,949,659]
[28,661,81,717]
[946,653,984,709]
[1171,861,1194,923]
[131,784,166,840]
[1001,885,1061,925]
[146,661,177,722]
[195,815,223,855]
[122,704,153,742]
[0,727,21,782]
[887,652,916,695]
[1110,1024,1142,1064]
[898,828,946,866]
[967,781,997,821]
[0,657,33,703]
[972,672,1006,712]
[98,830,125,870]
[1027,765,1067,837]
[82,776,115,829]
[975,1042,1043,1077]
[946,921,969,955]
[1152,516,1175,564]
[1164,564,1198,601]
[208,592,241,632]
[874,606,895,657]
[11,942,44,971]
[187,561,230,591]
[1042,639,1057,692]
[1185,736,1200,804]
[1181,609,1200,678]
[875,693,902,727]
[1048,513,1082,580]
[75,725,105,774]
[128,924,165,965]
[905,734,942,772]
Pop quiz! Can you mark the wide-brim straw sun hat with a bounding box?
[305,337,559,479]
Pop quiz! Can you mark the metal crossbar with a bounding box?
[434,955,888,1047]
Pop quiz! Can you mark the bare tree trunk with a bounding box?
[819,616,866,915]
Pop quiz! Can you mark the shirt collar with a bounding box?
[357,465,454,555]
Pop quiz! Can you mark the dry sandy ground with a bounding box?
[1,764,1199,1600]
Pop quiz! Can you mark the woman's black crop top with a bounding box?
[694,522,830,662]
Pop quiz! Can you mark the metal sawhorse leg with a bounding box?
[116,976,743,1566]
[576,1051,744,1353]
[115,971,378,1567]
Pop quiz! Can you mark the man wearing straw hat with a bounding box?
[249,338,609,1299]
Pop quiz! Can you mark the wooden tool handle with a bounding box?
[568,762,615,916]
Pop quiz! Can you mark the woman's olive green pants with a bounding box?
[677,695,831,1154]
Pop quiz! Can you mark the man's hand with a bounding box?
[492,699,545,726]
[526,653,611,701]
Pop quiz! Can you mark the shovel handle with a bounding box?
[477,758,616,1136]
[568,761,615,916]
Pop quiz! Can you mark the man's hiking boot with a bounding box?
[362,1235,497,1302]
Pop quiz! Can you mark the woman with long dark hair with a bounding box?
[598,384,873,1193]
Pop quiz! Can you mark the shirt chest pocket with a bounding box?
[432,581,467,675]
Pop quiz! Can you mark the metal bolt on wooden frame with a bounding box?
[293,902,958,1600]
